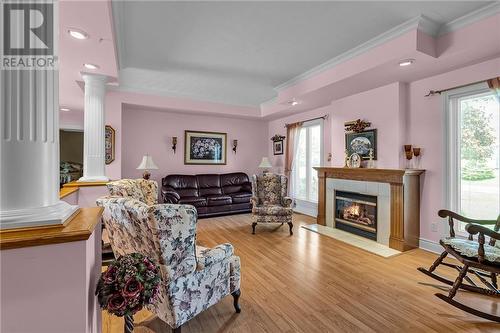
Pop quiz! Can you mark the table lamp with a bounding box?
[258,157,272,174]
[136,155,158,180]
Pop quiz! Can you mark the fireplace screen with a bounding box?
[335,190,377,240]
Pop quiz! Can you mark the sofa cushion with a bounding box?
[221,172,251,194]
[179,196,207,207]
[163,175,199,197]
[197,174,222,196]
[206,195,232,206]
[230,192,252,204]
[253,205,293,216]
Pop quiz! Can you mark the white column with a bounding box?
[0,70,78,230]
[78,74,109,182]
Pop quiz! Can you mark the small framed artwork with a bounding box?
[273,140,284,155]
[345,129,377,160]
[184,130,227,165]
[105,125,115,164]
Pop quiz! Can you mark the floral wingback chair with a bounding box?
[106,178,159,206]
[251,173,293,235]
[96,196,241,333]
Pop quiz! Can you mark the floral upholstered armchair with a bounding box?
[251,173,293,235]
[106,178,159,206]
[97,183,241,332]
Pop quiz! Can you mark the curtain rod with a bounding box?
[284,115,328,128]
[425,79,489,97]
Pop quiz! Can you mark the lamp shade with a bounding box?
[136,155,159,170]
[258,157,272,168]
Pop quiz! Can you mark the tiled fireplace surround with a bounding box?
[315,168,424,252]
[326,179,391,246]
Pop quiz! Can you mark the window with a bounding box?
[293,120,323,203]
[445,83,500,220]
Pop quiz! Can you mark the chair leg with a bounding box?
[232,289,242,313]
[172,326,181,333]
[449,264,469,299]
[252,222,257,234]
[429,251,448,273]
[288,222,293,235]
[491,273,498,289]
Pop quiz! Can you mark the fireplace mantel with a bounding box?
[314,167,423,184]
[314,167,425,251]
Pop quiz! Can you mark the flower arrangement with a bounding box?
[191,138,222,159]
[96,253,161,317]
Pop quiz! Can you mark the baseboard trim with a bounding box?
[419,238,442,254]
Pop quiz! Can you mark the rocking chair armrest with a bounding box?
[465,223,500,263]
[465,224,500,241]
[438,209,498,225]
[438,209,498,239]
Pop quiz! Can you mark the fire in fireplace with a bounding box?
[335,190,377,240]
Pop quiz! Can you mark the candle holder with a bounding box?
[413,147,421,169]
[232,139,238,154]
[172,137,178,154]
[404,145,413,169]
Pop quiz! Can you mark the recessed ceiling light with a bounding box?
[399,59,415,67]
[68,28,88,40]
[83,63,99,70]
[288,99,300,106]
[60,107,70,112]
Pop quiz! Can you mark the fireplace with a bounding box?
[335,190,377,240]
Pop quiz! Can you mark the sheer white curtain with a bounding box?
[285,122,303,200]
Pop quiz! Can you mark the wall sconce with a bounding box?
[232,139,238,154]
[172,137,177,154]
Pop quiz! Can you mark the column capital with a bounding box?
[81,73,109,85]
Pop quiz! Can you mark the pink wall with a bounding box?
[408,57,500,244]
[122,107,268,185]
[329,82,407,169]
[60,110,84,130]
[267,56,500,247]
[0,228,101,333]
[267,82,407,171]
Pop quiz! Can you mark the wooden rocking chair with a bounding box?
[418,209,500,321]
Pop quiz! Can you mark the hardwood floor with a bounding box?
[102,213,500,333]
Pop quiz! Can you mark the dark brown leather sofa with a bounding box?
[161,172,252,218]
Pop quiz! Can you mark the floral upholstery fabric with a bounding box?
[107,179,158,206]
[96,196,241,329]
[251,173,292,225]
[253,205,293,216]
[441,237,500,263]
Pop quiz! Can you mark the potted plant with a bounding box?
[96,253,161,333]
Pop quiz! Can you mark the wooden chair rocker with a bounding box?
[418,209,500,321]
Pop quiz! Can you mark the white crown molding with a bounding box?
[111,0,126,69]
[274,3,499,93]
[109,84,262,111]
[260,96,278,108]
[60,124,84,132]
[438,2,500,36]
[274,15,433,92]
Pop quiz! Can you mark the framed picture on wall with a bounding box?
[105,125,115,164]
[273,140,284,155]
[345,129,377,160]
[184,130,227,165]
